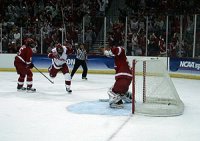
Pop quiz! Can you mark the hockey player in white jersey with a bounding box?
[48,43,74,93]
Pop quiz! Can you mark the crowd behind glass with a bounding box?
[0,0,200,58]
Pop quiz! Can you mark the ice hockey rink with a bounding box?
[0,72,200,141]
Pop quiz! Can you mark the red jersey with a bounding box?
[111,46,132,80]
[15,45,33,65]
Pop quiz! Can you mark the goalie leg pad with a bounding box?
[108,88,123,108]
[121,91,132,103]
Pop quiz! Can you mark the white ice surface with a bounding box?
[0,72,200,141]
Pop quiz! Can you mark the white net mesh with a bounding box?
[133,59,184,116]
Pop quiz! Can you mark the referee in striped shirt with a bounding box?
[71,43,88,80]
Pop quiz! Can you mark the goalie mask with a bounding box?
[56,43,64,55]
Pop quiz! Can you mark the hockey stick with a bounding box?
[33,66,54,84]
[99,99,109,102]
[99,99,136,103]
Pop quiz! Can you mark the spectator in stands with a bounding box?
[147,33,160,56]
[8,41,18,53]
[132,32,142,56]
[2,0,199,57]
[97,0,107,16]
[13,28,21,44]
[85,28,93,52]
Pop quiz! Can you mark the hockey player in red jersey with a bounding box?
[48,43,74,93]
[102,43,132,108]
[14,38,37,92]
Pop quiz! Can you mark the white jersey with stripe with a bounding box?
[51,46,69,69]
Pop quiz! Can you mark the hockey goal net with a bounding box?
[132,58,184,116]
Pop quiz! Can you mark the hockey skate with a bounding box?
[66,88,72,93]
[108,88,123,109]
[17,86,27,92]
[27,87,36,93]
[121,91,132,103]
[82,77,87,80]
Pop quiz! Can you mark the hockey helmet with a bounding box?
[56,43,64,55]
[25,38,36,48]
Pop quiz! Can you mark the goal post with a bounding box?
[132,58,184,116]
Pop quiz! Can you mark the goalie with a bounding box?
[101,43,132,108]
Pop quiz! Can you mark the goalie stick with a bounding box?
[99,99,136,103]
[99,99,109,102]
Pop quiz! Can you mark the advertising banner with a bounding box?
[170,58,200,74]
[32,54,114,70]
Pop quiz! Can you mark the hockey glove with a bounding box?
[27,63,34,69]
[48,53,60,59]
